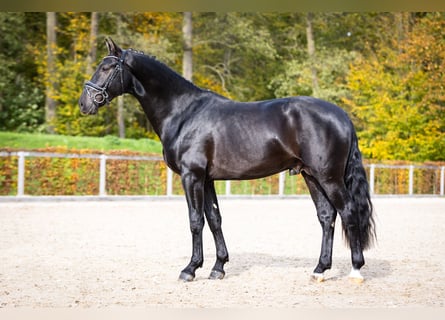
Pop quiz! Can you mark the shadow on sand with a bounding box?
[222,252,391,281]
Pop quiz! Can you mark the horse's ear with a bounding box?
[105,37,122,57]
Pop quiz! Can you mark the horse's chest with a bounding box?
[162,136,206,174]
[162,147,181,174]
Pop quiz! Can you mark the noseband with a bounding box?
[84,50,128,106]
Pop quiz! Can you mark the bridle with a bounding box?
[84,50,128,106]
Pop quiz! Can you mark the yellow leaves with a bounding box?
[194,72,230,98]
[132,12,182,39]
[345,13,445,161]
[59,13,91,57]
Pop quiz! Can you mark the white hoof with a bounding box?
[348,268,364,283]
[311,272,325,283]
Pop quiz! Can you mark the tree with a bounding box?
[182,12,193,82]
[51,12,110,136]
[344,13,445,161]
[0,12,45,133]
[305,12,319,96]
[116,13,125,138]
[86,12,99,75]
[269,13,357,105]
[45,12,57,133]
[193,12,278,101]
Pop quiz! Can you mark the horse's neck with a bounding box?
[130,56,202,140]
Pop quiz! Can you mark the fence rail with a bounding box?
[1,150,444,197]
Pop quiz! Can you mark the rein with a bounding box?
[84,50,128,106]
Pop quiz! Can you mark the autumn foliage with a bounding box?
[344,14,445,161]
[0,12,444,163]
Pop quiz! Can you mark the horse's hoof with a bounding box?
[179,271,195,282]
[348,268,364,284]
[311,272,325,283]
[209,270,225,280]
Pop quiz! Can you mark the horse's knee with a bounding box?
[189,214,204,234]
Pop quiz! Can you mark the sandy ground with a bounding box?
[0,197,444,308]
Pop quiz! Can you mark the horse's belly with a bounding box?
[209,152,299,180]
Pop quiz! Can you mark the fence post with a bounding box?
[99,154,107,196]
[278,171,285,196]
[440,166,445,196]
[225,180,231,196]
[369,164,375,195]
[17,151,25,196]
[408,165,414,195]
[166,168,173,196]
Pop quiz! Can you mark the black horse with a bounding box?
[79,38,375,283]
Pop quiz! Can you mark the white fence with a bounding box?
[1,150,444,197]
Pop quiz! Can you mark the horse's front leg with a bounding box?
[204,180,229,279]
[179,170,206,282]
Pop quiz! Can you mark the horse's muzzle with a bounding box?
[79,90,99,115]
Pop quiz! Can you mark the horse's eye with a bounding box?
[101,65,111,72]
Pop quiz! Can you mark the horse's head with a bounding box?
[79,38,140,115]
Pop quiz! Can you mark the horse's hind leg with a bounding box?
[204,180,229,279]
[317,179,365,282]
[302,172,337,282]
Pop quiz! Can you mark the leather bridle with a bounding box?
[84,50,128,106]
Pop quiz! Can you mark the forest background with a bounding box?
[0,12,444,162]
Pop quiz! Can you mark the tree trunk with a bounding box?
[182,12,193,81]
[117,96,125,138]
[116,14,125,138]
[45,12,57,134]
[306,12,319,96]
[87,12,99,75]
[395,12,413,53]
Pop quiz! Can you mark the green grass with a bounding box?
[0,131,162,155]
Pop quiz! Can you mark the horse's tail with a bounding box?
[343,130,376,250]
